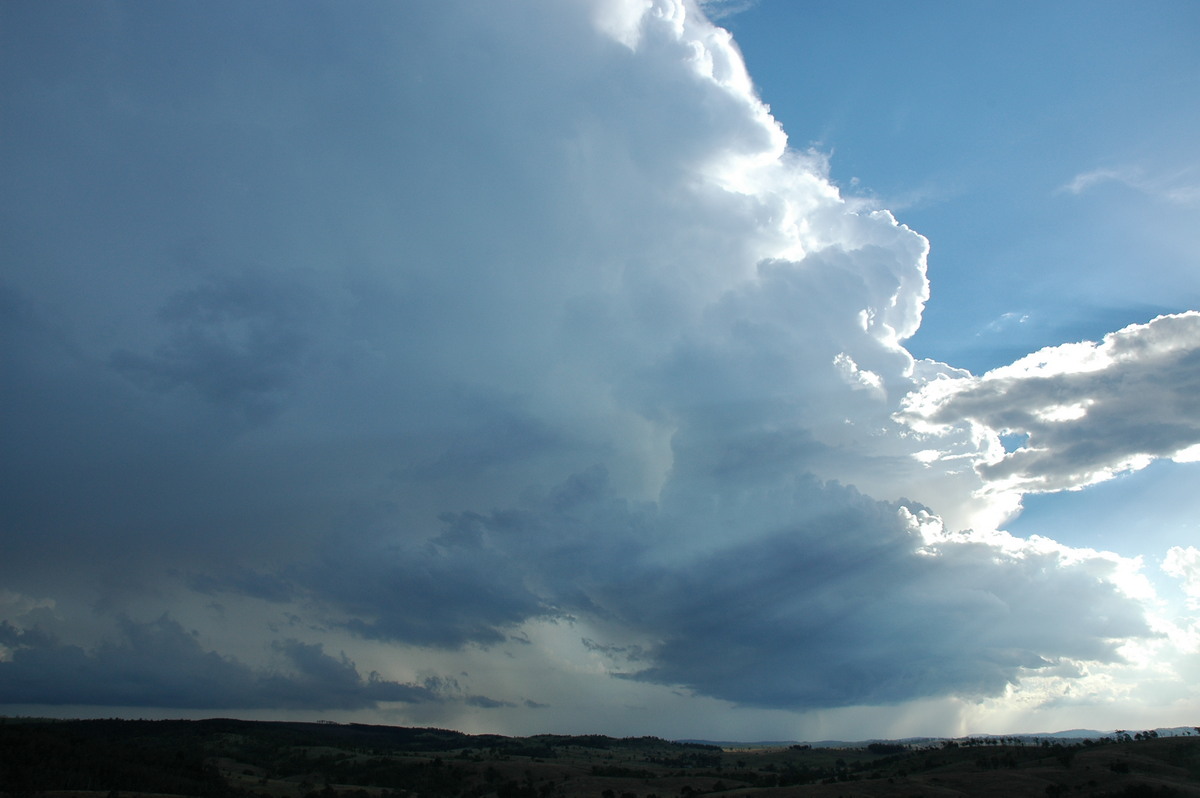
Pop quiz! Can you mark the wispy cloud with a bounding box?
[697,0,759,21]
[1060,165,1200,205]
[978,311,1031,336]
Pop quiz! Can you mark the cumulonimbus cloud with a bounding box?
[0,0,1190,723]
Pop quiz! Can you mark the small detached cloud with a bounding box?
[900,312,1200,493]
[1060,165,1200,206]
[696,0,759,21]
[979,311,1031,336]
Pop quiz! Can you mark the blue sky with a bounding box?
[2,0,1199,741]
[724,0,1200,576]
[722,0,1200,372]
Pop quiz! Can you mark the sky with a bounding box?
[1,0,1198,742]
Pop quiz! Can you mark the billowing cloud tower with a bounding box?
[1,0,1197,737]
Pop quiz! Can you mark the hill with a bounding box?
[2,717,1199,798]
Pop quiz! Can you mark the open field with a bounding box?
[2,718,1199,798]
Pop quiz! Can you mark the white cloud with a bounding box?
[979,311,1030,335]
[1164,547,1200,610]
[1061,165,1200,206]
[1061,167,1132,196]
[899,312,1200,493]
[696,0,758,22]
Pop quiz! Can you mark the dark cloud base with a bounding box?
[166,471,1148,712]
[0,617,486,711]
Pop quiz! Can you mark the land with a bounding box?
[2,717,1199,798]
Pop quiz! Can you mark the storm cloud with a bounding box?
[0,616,456,710]
[0,0,1193,734]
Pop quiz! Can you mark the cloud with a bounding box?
[0,616,467,710]
[255,467,1148,711]
[1163,547,1200,610]
[1061,168,1134,196]
[109,270,321,424]
[1060,165,1200,205]
[306,534,549,649]
[0,0,1178,729]
[187,567,297,604]
[979,311,1031,335]
[696,0,759,21]
[899,313,1200,493]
